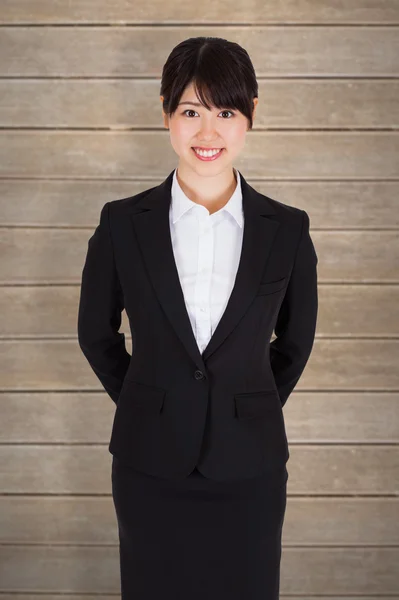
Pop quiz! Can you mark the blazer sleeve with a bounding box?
[77,201,130,405]
[269,209,318,407]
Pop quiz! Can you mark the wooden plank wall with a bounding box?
[0,1,398,596]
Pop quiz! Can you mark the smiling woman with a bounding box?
[159,37,259,209]
[77,34,318,600]
[108,37,287,600]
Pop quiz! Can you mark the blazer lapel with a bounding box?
[130,169,280,369]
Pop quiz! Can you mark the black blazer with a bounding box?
[78,169,318,481]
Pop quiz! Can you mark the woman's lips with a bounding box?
[191,148,225,161]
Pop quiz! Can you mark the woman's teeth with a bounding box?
[192,147,224,159]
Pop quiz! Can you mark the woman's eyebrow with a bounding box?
[178,101,203,107]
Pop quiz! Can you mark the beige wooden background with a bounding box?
[1,0,399,597]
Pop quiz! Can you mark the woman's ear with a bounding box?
[160,96,169,129]
[251,97,259,128]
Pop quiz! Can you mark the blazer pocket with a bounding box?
[256,277,287,296]
[122,379,166,413]
[234,390,281,419]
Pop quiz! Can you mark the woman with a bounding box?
[78,36,318,599]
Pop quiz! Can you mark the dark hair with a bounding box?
[160,37,258,130]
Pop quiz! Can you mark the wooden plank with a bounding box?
[0,393,115,443]
[281,548,399,595]
[283,498,399,545]
[0,545,397,594]
[0,27,397,76]
[1,391,398,444]
[0,495,398,545]
[1,339,398,390]
[317,285,399,336]
[2,284,399,337]
[3,597,389,600]
[313,231,399,282]
[0,286,82,336]
[2,0,399,24]
[287,446,399,495]
[306,340,399,389]
[1,131,398,179]
[1,79,398,129]
[0,445,398,494]
[1,228,399,284]
[285,392,399,442]
[1,180,398,229]
[0,597,397,600]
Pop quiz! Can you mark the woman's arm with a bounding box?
[270,210,318,407]
[77,201,130,405]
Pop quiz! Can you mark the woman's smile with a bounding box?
[191,147,225,161]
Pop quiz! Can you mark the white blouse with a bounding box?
[169,167,244,354]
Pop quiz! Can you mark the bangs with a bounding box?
[187,62,249,114]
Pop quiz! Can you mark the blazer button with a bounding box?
[194,369,205,380]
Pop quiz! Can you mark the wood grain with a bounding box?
[2,227,399,283]
[1,285,398,336]
[0,445,398,494]
[1,80,398,129]
[1,131,398,179]
[0,27,397,76]
[0,392,398,443]
[0,545,397,594]
[0,494,397,544]
[2,0,399,24]
[1,180,398,228]
[1,339,399,390]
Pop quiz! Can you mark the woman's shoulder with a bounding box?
[109,185,157,209]
[258,190,308,231]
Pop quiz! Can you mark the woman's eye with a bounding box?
[182,109,234,118]
[220,110,234,118]
[182,110,198,118]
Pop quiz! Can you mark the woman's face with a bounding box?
[161,82,257,174]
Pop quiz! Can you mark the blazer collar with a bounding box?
[130,169,280,371]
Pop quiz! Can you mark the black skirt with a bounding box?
[111,456,288,600]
